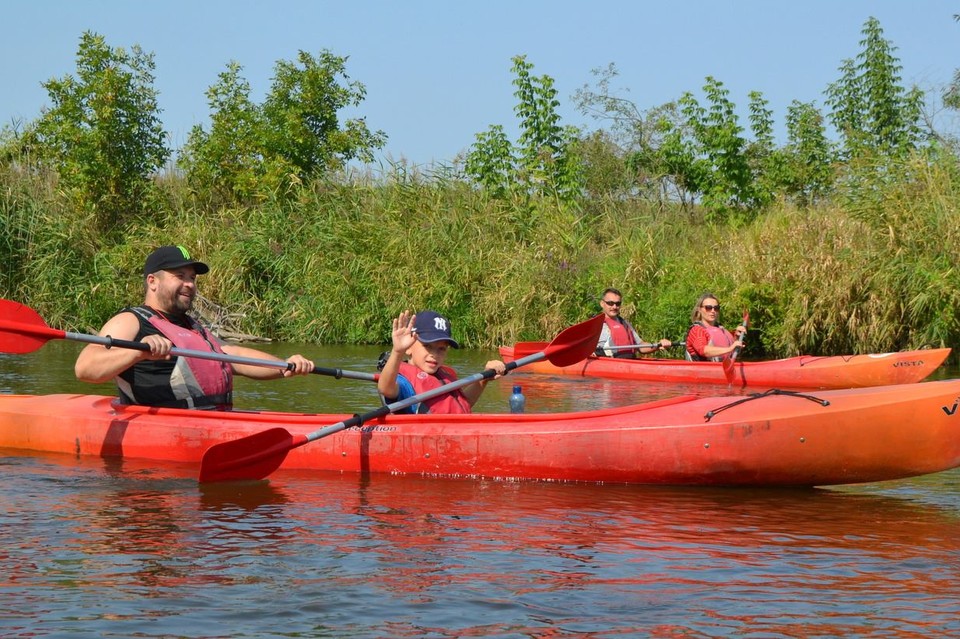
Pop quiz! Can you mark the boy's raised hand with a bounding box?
[392,310,417,353]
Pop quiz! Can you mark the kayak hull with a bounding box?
[3,380,960,487]
[499,345,951,388]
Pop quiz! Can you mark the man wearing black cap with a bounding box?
[75,245,314,409]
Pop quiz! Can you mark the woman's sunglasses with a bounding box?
[701,304,720,312]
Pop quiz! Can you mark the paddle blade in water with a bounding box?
[543,314,604,367]
[199,428,303,483]
[0,300,64,354]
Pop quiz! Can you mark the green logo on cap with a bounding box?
[176,245,191,259]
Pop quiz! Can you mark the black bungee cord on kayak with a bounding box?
[704,389,830,422]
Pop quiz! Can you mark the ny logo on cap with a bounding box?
[433,317,448,332]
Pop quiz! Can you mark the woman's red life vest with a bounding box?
[687,322,735,362]
[116,306,233,409]
[398,361,472,414]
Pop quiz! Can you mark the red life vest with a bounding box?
[117,306,233,409]
[603,316,638,346]
[399,361,471,414]
[599,316,641,359]
[687,322,735,362]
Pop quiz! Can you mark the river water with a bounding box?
[2,340,960,638]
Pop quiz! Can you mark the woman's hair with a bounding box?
[690,291,719,324]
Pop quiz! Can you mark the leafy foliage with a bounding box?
[178,62,264,205]
[25,31,169,231]
[778,101,835,206]
[824,16,925,159]
[944,15,960,118]
[262,50,386,174]
[178,50,386,205]
[465,56,583,203]
[660,77,759,218]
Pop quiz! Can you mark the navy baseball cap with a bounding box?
[143,245,209,276]
[413,310,460,348]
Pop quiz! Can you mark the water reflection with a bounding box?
[258,471,960,636]
[3,449,960,637]
[3,341,960,636]
[198,480,292,512]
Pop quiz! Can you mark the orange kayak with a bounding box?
[499,344,951,389]
[3,379,960,487]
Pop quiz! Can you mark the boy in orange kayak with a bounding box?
[377,310,506,414]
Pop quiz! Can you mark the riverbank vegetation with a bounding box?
[2,18,960,358]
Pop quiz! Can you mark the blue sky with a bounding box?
[3,1,958,167]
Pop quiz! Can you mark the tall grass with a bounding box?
[2,152,958,359]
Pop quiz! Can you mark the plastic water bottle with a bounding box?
[509,385,526,414]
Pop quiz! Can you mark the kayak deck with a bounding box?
[498,346,951,388]
[3,379,960,487]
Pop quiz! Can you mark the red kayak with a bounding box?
[3,379,960,487]
[498,344,950,389]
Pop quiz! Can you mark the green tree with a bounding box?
[262,50,386,175]
[661,76,757,217]
[511,56,583,200]
[575,129,637,200]
[652,107,708,210]
[945,14,960,111]
[465,55,582,202]
[28,31,169,229]
[178,62,264,204]
[464,124,514,197]
[778,100,835,206]
[824,16,924,158]
[573,63,705,206]
[745,90,777,210]
[179,49,385,205]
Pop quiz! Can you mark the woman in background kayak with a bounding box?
[685,292,745,362]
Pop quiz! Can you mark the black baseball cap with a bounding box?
[143,245,209,276]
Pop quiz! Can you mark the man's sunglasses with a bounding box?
[602,300,622,306]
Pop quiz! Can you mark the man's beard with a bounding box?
[162,288,194,316]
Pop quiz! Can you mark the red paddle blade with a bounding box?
[199,428,305,483]
[543,314,604,367]
[508,341,550,359]
[0,299,63,354]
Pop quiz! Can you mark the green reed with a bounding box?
[2,153,958,359]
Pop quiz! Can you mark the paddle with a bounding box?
[722,310,749,382]
[0,299,377,382]
[510,340,683,358]
[198,313,605,483]
[730,311,749,363]
[601,342,686,354]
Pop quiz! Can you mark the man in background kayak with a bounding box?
[595,288,671,358]
[74,245,314,409]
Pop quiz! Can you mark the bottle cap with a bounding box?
[513,385,522,393]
